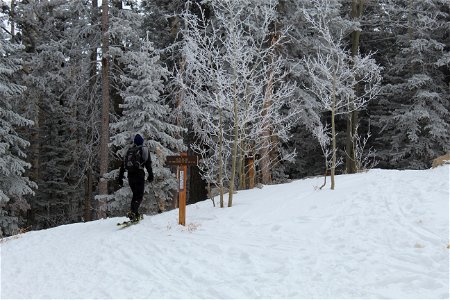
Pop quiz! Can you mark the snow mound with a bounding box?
[1,166,449,298]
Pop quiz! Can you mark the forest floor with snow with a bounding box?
[1,166,449,299]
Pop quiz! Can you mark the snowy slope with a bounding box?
[1,167,449,299]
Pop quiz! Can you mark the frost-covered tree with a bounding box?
[311,121,333,189]
[13,0,104,227]
[303,0,382,189]
[180,0,298,207]
[178,5,231,206]
[278,0,352,179]
[110,39,185,215]
[370,0,450,168]
[0,15,35,237]
[65,0,102,222]
[343,0,366,174]
[140,0,186,52]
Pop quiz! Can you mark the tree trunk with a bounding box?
[345,111,358,173]
[260,93,273,184]
[10,0,15,38]
[238,142,245,190]
[331,73,337,190]
[111,0,124,116]
[228,85,239,207]
[345,0,364,174]
[98,0,110,218]
[228,52,240,207]
[260,94,272,185]
[248,156,255,189]
[260,66,275,184]
[84,0,98,222]
[218,107,224,208]
[84,166,93,221]
[408,0,414,42]
[260,35,279,184]
[30,101,40,184]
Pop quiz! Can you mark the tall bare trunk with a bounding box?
[84,0,98,222]
[98,0,110,218]
[228,48,240,208]
[218,108,225,208]
[346,0,364,174]
[228,80,239,207]
[238,141,245,190]
[261,69,274,184]
[10,0,15,37]
[84,166,93,221]
[239,85,251,190]
[260,90,272,185]
[345,110,358,173]
[331,72,337,190]
[30,102,40,183]
[248,155,255,189]
[408,0,414,42]
[260,36,278,184]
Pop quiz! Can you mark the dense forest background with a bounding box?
[1,0,449,237]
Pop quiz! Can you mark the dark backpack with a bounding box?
[125,145,144,172]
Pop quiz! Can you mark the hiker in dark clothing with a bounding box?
[117,134,154,221]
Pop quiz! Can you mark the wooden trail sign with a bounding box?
[166,155,198,166]
[245,153,260,189]
[165,153,198,226]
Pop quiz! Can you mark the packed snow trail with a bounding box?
[1,167,449,298]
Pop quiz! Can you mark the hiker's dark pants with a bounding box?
[128,171,145,216]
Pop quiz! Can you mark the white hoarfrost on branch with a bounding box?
[0,19,36,237]
[179,0,300,206]
[110,38,185,214]
[302,0,382,189]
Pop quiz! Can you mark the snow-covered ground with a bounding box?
[1,166,449,299]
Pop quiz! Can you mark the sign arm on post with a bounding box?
[165,153,198,226]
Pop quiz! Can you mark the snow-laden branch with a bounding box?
[302,0,382,189]
[178,0,300,204]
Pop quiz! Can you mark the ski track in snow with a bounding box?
[1,167,449,299]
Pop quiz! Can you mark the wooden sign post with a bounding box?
[248,156,255,189]
[245,153,259,189]
[166,152,198,226]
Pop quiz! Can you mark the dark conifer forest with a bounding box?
[1,0,448,237]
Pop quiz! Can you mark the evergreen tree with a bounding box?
[140,0,186,52]
[15,0,99,228]
[110,39,185,215]
[0,14,35,237]
[371,0,450,168]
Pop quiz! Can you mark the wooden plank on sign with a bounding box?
[166,155,198,166]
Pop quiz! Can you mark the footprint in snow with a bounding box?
[271,225,281,232]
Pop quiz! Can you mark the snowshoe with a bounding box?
[117,214,143,228]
